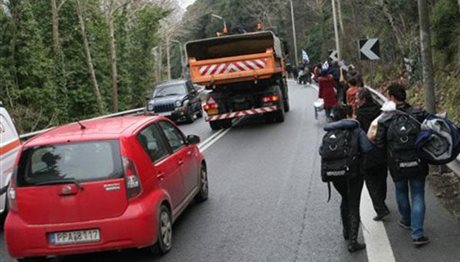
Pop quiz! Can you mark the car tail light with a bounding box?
[122,156,142,199]
[261,95,280,103]
[8,167,18,211]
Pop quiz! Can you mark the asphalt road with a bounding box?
[1,80,459,262]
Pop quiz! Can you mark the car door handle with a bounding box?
[157,172,165,180]
[178,160,184,166]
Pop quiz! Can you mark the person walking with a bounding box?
[318,70,338,121]
[320,104,374,252]
[375,83,430,247]
[355,87,390,221]
[346,77,360,115]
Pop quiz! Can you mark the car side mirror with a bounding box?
[186,135,200,145]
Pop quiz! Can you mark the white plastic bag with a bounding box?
[314,98,324,120]
[367,101,396,141]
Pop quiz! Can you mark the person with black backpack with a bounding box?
[375,83,431,247]
[355,88,390,221]
[319,104,374,252]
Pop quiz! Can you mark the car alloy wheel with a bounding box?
[195,165,208,202]
[157,205,172,254]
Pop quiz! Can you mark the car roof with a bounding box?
[156,79,189,87]
[24,115,162,147]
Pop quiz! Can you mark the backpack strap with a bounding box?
[327,182,331,202]
[395,109,423,125]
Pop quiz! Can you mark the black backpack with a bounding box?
[386,110,423,177]
[320,128,360,182]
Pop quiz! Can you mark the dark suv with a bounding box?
[146,80,202,123]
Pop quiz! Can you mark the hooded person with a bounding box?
[318,69,338,121]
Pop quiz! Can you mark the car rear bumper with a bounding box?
[5,200,160,258]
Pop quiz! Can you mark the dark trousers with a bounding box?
[364,164,389,215]
[332,175,364,242]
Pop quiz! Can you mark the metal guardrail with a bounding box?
[18,87,207,141]
[19,107,145,140]
[366,86,460,176]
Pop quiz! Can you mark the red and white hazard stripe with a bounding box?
[199,59,267,76]
[206,106,277,121]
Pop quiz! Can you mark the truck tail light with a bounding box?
[203,103,218,111]
[261,95,280,103]
[123,156,142,199]
[203,97,219,111]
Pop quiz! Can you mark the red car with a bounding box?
[5,115,208,261]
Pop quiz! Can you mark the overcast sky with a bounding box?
[178,0,196,8]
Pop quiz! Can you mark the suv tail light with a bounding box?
[261,95,280,103]
[122,156,142,199]
[8,167,18,211]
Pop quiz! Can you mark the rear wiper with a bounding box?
[35,178,84,191]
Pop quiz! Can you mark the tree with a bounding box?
[76,0,105,114]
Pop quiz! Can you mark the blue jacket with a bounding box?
[323,119,374,154]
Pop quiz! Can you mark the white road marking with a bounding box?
[361,185,396,262]
[198,128,232,152]
[300,79,395,262]
[198,119,241,152]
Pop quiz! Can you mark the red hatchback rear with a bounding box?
[5,115,208,261]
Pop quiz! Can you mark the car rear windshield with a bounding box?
[17,140,123,187]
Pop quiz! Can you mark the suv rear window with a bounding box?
[17,140,123,187]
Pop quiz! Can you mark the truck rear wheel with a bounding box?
[209,121,221,130]
[274,109,285,122]
[220,119,232,129]
[284,98,290,112]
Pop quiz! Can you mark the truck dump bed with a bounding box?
[186,31,284,86]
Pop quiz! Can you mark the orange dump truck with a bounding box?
[186,31,290,130]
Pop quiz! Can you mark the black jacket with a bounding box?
[356,100,381,133]
[375,102,430,181]
[356,100,385,170]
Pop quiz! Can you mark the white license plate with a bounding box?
[49,229,100,245]
[158,111,172,116]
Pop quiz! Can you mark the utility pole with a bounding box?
[158,46,163,82]
[417,0,435,113]
[171,40,185,79]
[289,0,298,65]
[331,0,341,60]
[166,37,171,80]
[151,47,160,84]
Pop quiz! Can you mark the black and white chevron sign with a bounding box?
[359,38,380,60]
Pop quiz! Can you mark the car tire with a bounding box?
[17,257,48,262]
[185,107,195,123]
[156,205,172,255]
[194,165,208,202]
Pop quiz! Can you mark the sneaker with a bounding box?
[413,236,430,247]
[373,210,390,221]
[398,220,411,230]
